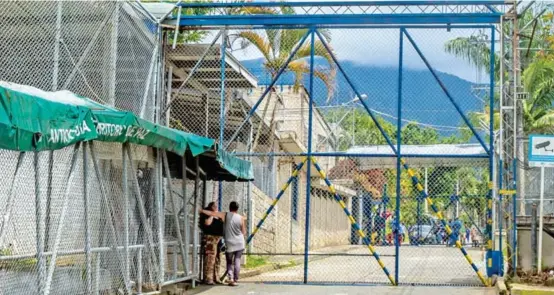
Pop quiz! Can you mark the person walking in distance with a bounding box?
[200,201,246,286]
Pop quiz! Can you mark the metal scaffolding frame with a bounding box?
[161,0,515,287]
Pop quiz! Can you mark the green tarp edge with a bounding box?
[216,147,254,180]
[0,84,98,152]
[0,81,253,181]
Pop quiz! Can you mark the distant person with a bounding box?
[199,202,224,285]
[449,218,462,247]
[471,227,480,247]
[201,201,246,287]
[465,225,471,245]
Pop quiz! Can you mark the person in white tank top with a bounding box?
[200,201,246,286]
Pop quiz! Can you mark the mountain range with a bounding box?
[239,58,488,138]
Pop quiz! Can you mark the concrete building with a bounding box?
[162,40,357,254]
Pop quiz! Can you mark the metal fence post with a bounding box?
[538,166,545,273]
[218,29,227,210]
[531,203,538,272]
[394,28,404,285]
[162,151,187,278]
[156,150,165,285]
[512,158,518,276]
[35,151,45,295]
[83,142,92,294]
[182,156,190,275]
[499,159,503,260]
[303,29,316,284]
[122,144,131,294]
[44,143,81,295]
[192,157,201,287]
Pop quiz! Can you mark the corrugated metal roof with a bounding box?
[345,144,488,168]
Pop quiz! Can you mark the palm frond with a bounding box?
[444,36,500,79]
[529,110,554,133]
[523,59,554,109]
[287,60,336,100]
[279,29,310,59]
[235,31,271,61]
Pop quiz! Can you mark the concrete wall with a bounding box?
[249,159,351,254]
[517,226,554,271]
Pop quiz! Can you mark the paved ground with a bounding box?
[188,284,497,295]
[243,245,487,286]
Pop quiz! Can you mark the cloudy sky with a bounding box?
[222,0,494,83]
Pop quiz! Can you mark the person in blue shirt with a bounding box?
[449,217,462,247]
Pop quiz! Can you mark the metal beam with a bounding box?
[178,14,502,27]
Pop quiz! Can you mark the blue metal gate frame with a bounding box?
[173,0,507,286]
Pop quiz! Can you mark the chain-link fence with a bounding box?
[0,0,509,291]
[0,2,210,294]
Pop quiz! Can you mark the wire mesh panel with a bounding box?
[0,0,508,290]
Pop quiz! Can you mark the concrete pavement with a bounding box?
[243,245,487,286]
[188,284,497,295]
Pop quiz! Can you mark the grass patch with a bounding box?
[245,255,267,269]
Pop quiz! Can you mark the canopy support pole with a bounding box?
[88,142,126,286]
[162,151,188,278]
[191,157,200,287]
[156,150,165,285]
[182,155,190,276]
[44,143,81,295]
[122,144,131,295]
[0,152,25,245]
[83,142,93,294]
[126,145,160,279]
[35,152,46,295]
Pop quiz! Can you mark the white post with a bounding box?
[538,166,545,273]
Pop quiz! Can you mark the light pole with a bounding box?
[346,94,367,147]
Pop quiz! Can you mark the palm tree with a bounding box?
[229,6,337,151]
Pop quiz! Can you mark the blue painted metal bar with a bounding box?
[314,30,398,155]
[486,27,496,278]
[403,29,491,155]
[218,30,227,210]
[303,29,316,284]
[499,159,503,261]
[394,28,404,284]
[311,157,396,285]
[246,159,307,245]
[228,25,497,30]
[224,30,311,149]
[512,158,517,276]
[178,1,507,8]
[177,15,502,27]
[231,152,490,159]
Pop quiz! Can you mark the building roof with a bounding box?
[346,143,488,168]
[166,44,257,91]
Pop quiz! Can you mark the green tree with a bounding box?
[230,5,337,151]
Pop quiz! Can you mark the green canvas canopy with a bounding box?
[0,81,253,181]
[0,81,98,151]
